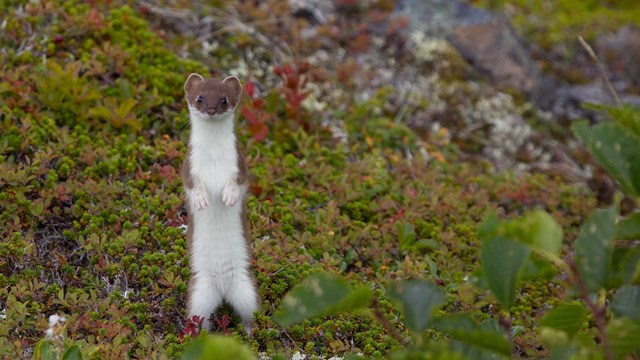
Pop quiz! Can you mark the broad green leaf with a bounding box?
[181,334,254,360]
[539,303,588,337]
[32,340,56,360]
[606,318,640,360]
[617,212,640,240]
[61,345,83,360]
[480,236,530,308]
[519,255,557,282]
[433,314,511,357]
[611,285,640,320]
[273,273,371,327]
[573,120,640,197]
[500,210,564,256]
[609,247,640,286]
[574,205,617,293]
[386,280,445,333]
[583,103,640,139]
[477,213,500,239]
[331,286,373,314]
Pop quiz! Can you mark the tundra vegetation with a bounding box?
[0,0,638,359]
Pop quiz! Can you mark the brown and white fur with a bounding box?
[182,73,258,333]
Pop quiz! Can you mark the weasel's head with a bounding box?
[184,73,242,120]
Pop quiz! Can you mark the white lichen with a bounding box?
[45,314,66,340]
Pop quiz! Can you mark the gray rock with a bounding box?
[396,0,640,120]
[288,0,334,24]
[396,0,548,101]
[596,25,640,90]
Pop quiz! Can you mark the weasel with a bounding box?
[182,73,259,333]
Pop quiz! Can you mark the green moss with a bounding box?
[477,0,640,47]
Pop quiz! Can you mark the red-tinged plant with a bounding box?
[273,63,310,124]
[179,315,204,340]
[213,314,232,334]
[241,80,270,142]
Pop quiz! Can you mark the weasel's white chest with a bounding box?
[191,145,238,196]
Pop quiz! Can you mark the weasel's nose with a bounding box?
[206,108,217,116]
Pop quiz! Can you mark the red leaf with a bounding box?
[214,314,232,333]
[241,106,257,124]
[249,122,269,141]
[252,98,264,108]
[244,81,255,98]
[179,315,204,340]
[250,185,263,197]
[283,65,294,77]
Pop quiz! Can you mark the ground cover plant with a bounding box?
[0,0,638,359]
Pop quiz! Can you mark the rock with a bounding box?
[396,0,545,93]
[288,0,334,24]
[395,0,640,121]
[395,0,493,35]
[449,18,543,93]
[596,25,640,90]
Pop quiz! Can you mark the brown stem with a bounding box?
[371,297,409,346]
[569,258,614,360]
[578,36,622,107]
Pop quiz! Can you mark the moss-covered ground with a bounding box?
[0,0,620,358]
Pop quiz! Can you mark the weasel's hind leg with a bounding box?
[187,274,222,330]
[226,271,259,334]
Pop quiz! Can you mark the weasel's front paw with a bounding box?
[193,191,209,210]
[221,184,240,207]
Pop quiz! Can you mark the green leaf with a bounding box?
[331,285,373,314]
[519,254,557,282]
[611,285,640,320]
[583,103,640,139]
[500,210,564,256]
[606,318,640,360]
[61,345,83,360]
[539,303,588,337]
[397,223,416,251]
[480,236,531,308]
[413,238,439,250]
[572,120,640,197]
[32,340,56,360]
[433,314,511,357]
[609,247,640,286]
[273,273,371,327]
[386,280,445,333]
[574,205,617,293]
[180,334,255,360]
[617,212,640,240]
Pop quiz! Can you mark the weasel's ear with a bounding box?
[222,76,243,106]
[184,73,204,94]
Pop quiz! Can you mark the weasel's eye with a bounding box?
[221,97,228,105]
[196,95,204,103]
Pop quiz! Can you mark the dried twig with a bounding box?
[371,297,408,347]
[578,36,622,107]
[270,258,300,276]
